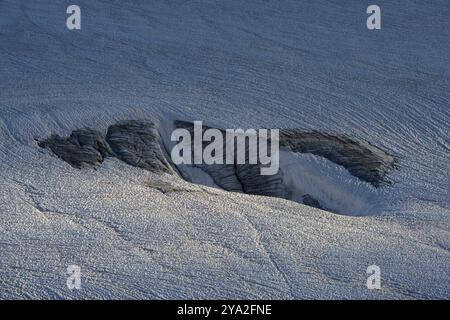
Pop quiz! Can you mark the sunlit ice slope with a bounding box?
[0,0,449,299]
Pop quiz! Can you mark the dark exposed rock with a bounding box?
[38,129,111,168]
[106,120,176,174]
[174,120,288,198]
[235,164,287,198]
[174,120,395,198]
[175,120,244,192]
[196,164,244,192]
[172,120,397,213]
[39,121,176,175]
[39,119,396,214]
[279,130,395,187]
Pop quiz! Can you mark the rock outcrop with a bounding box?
[106,121,175,174]
[39,119,396,213]
[39,121,176,175]
[38,128,112,168]
[279,130,395,187]
[174,120,288,198]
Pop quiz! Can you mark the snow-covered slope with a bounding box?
[0,0,449,299]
